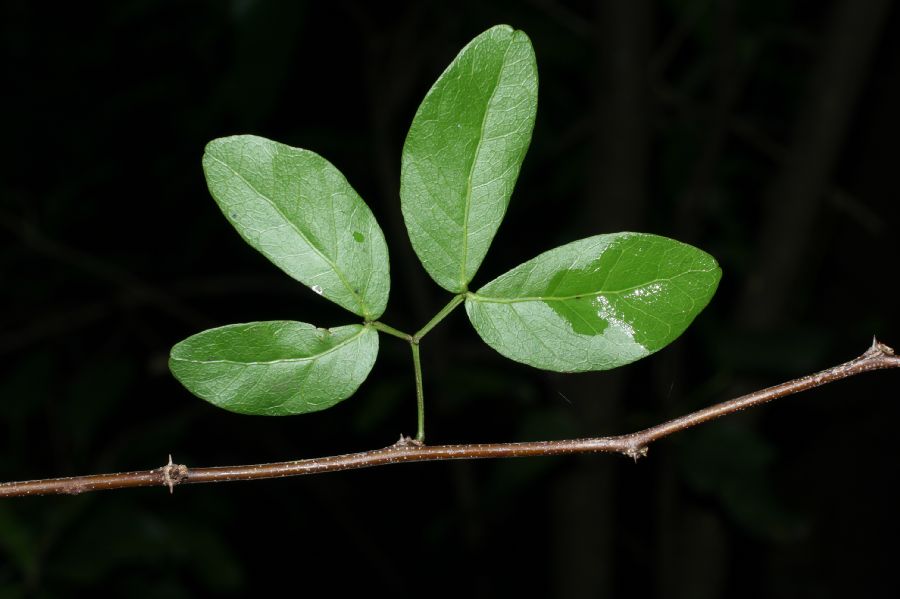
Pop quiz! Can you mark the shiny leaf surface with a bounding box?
[203,135,390,319]
[400,24,538,292]
[169,322,378,415]
[466,233,721,372]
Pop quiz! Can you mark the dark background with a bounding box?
[2,0,898,596]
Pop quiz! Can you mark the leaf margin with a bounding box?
[400,24,539,293]
[464,233,722,372]
[169,320,380,416]
[202,134,391,320]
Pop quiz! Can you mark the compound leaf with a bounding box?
[400,24,538,293]
[203,135,390,320]
[465,233,721,372]
[169,321,378,415]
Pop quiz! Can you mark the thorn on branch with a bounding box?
[394,434,423,448]
[624,446,649,462]
[161,454,189,494]
[867,337,895,358]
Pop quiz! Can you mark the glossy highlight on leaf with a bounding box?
[465,233,721,372]
[203,135,390,319]
[400,24,538,293]
[169,322,379,416]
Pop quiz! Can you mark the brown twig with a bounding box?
[2,340,897,499]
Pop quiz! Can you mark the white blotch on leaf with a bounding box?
[627,282,663,299]
[595,295,636,340]
[311,285,323,295]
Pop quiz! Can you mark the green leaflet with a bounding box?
[169,322,378,416]
[170,26,726,427]
[203,135,390,320]
[400,24,538,293]
[465,233,721,372]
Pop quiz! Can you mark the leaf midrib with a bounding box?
[172,326,369,366]
[458,33,516,289]
[470,269,714,304]
[206,152,369,317]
